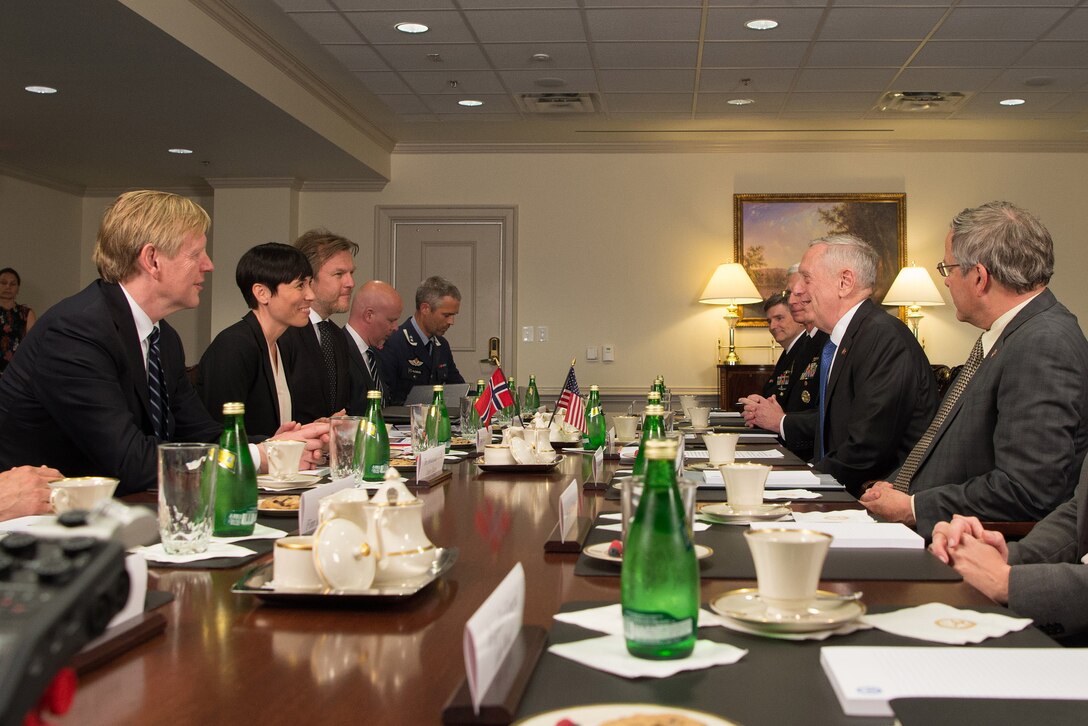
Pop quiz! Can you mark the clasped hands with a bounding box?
[739,394,785,432]
[268,418,332,470]
[929,514,1011,604]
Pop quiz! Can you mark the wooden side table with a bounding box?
[717,364,775,409]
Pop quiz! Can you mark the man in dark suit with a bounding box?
[376,276,466,406]
[279,229,356,422]
[746,235,937,494]
[0,191,325,495]
[760,291,806,401]
[344,280,403,412]
[862,202,1088,536]
[930,455,1088,644]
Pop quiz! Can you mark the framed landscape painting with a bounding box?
[733,193,907,327]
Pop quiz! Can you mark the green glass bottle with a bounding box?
[354,390,390,482]
[523,374,540,411]
[631,403,666,477]
[214,402,257,536]
[425,384,452,453]
[622,437,698,660]
[584,384,606,450]
[646,390,662,407]
[504,376,520,425]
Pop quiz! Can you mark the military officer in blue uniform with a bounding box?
[761,292,807,401]
[376,275,466,405]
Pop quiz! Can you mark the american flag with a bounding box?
[556,365,587,433]
[474,367,516,426]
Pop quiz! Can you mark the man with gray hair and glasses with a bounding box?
[746,234,937,494]
[862,201,1088,537]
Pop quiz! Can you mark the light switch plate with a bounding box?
[537,326,549,342]
[521,326,533,343]
[602,345,615,362]
[586,346,598,360]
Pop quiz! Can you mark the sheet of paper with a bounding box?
[750,522,924,549]
[820,646,1088,717]
[476,427,490,454]
[559,479,579,541]
[108,553,148,628]
[592,446,605,483]
[684,449,784,460]
[417,445,445,481]
[300,476,356,534]
[674,435,685,473]
[464,563,525,714]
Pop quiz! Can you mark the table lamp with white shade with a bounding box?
[882,265,945,345]
[699,262,764,365]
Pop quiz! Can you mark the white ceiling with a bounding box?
[2,0,1086,191]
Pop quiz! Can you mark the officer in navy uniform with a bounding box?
[376,275,466,406]
[761,292,807,402]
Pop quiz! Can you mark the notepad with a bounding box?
[749,522,924,549]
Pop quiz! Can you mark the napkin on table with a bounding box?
[860,602,1033,644]
[554,603,723,636]
[762,489,821,500]
[596,521,711,533]
[549,634,746,679]
[133,541,256,564]
[791,509,876,523]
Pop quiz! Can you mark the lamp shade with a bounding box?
[882,266,944,306]
[699,263,763,305]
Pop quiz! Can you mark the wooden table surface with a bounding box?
[58,454,992,725]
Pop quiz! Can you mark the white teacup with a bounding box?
[265,439,306,480]
[49,477,119,513]
[679,394,697,418]
[319,487,370,531]
[720,461,770,508]
[703,433,740,465]
[274,535,324,591]
[689,406,711,429]
[745,528,832,616]
[484,444,514,465]
[613,415,639,441]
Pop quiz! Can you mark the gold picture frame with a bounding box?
[733,193,907,327]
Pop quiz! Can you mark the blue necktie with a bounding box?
[147,327,168,440]
[816,340,837,460]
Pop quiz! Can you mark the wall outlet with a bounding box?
[602,345,615,362]
[586,346,598,361]
[537,326,549,342]
[521,326,534,343]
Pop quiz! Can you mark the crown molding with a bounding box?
[301,179,389,192]
[81,184,216,198]
[204,177,302,190]
[0,163,85,196]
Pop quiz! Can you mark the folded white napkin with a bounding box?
[597,521,711,533]
[619,445,639,461]
[791,509,876,523]
[861,603,1033,644]
[714,613,873,641]
[134,541,255,564]
[214,523,288,544]
[548,634,747,679]
[763,489,821,500]
[554,603,723,636]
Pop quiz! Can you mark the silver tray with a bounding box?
[231,546,458,604]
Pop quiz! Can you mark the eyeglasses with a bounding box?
[935,262,961,278]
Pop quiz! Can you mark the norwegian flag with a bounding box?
[556,365,587,433]
[474,367,516,426]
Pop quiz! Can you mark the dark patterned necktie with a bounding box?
[147,327,168,440]
[365,347,383,402]
[317,320,338,406]
[894,335,985,492]
[816,340,836,460]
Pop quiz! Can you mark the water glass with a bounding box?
[158,443,218,555]
[459,395,477,435]
[619,475,698,542]
[329,415,363,480]
[409,403,435,453]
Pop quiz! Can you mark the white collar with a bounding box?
[980,290,1043,356]
[119,283,156,343]
[345,323,370,355]
[828,300,866,347]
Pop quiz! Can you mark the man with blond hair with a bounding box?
[0,191,325,495]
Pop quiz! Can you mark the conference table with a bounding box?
[57,449,1018,725]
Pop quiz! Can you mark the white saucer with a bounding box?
[516,704,739,726]
[709,588,865,633]
[700,503,791,523]
[583,541,713,563]
[257,474,319,491]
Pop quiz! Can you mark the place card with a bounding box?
[299,475,356,535]
[591,446,604,483]
[559,479,579,541]
[476,426,490,454]
[606,426,616,453]
[674,434,685,473]
[464,563,525,713]
[107,554,148,628]
[417,445,445,482]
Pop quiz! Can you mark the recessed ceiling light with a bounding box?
[25,85,57,94]
[395,22,429,34]
[727,98,755,106]
[999,98,1026,106]
[458,99,483,107]
[745,19,778,31]
[531,53,552,63]
[168,148,194,154]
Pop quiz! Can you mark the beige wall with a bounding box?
[5,150,1086,383]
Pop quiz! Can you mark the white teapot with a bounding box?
[318,486,369,531]
[365,468,436,584]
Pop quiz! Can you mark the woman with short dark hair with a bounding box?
[0,268,35,375]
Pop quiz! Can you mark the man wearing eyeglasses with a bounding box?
[862,201,1088,537]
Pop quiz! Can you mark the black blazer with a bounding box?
[762,332,806,400]
[196,311,285,437]
[0,281,221,494]
[279,318,352,423]
[779,329,828,462]
[343,325,380,415]
[812,299,937,495]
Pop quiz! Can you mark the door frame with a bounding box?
[375,205,518,375]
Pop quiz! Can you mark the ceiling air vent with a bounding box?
[878,91,968,113]
[517,93,597,114]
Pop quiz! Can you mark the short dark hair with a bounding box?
[415,275,461,310]
[0,268,20,285]
[236,243,313,309]
[763,291,789,313]
[293,228,359,275]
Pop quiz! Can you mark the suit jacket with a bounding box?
[343,325,381,415]
[278,318,351,423]
[761,332,805,400]
[0,281,221,494]
[780,329,828,462]
[196,311,285,438]
[905,290,1088,536]
[812,299,938,495]
[1007,453,1088,642]
[376,317,465,406]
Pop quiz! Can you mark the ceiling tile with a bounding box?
[699,68,799,93]
[324,44,389,71]
[274,0,334,10]
[460,0,578,6]
[795,68,898,92]
[593,42,698,68]
[807,41,919,67]
[705,8,826,41]
[782,91,881,112]
[497,69,600,92]
[335,1,457,9]
[399,69,507,94]
[1043,8,1088,41]
[604,93,693,112]
[1015,42,1088,67]
[289,11,362,43]
[585,0,704,8]
[697,92,788,114]
[584,8,703,42]
[356,71,413,94]
[423,94,518,113]
[462,9,586,43]
[912,40,1032,67]
[599,69,696,93]
[375,43,490,70]
[378,94,432,114]
[958,91,1067,115]
[893,67,1003,91]
[434,113,524,121]
[343,10,475,43]
[700,41,810,68]
[483,43,593,69]
[956,0,1077,5]
[934,7,1068,41]
[1042,93,1088,113]
[987,67,1088,93]
[819,7,948,40]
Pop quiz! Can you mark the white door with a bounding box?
[376,208,517,383]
